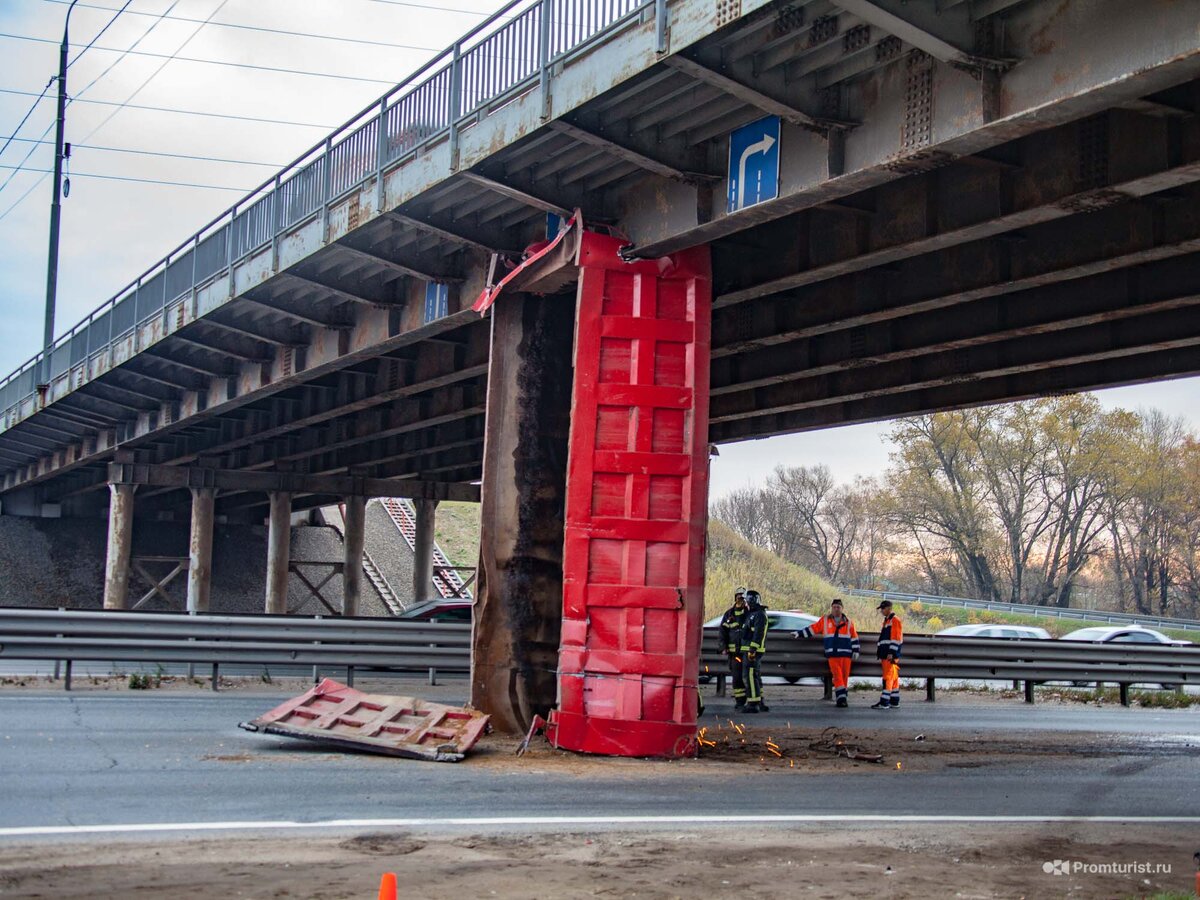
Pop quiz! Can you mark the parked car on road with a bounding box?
[1058,625,1190,688]
[936,623,1052,640]
[701,610,819,684]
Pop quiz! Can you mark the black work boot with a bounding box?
[758,702,770,712]
[734,698,746,710]
[870,700,890,709]
[836,697,848,708]
[743,703,761,714]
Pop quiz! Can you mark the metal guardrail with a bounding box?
[0,0,653,425]
[1,608,1197,704]
[840,587,1200,633]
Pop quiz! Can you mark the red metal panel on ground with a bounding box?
[240,678,489,762]
[547,233,711,759]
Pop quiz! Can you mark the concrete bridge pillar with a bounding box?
[102,482,137,610]
[341,495,367,616]
[412,498,438,606]
[186,487,216,613]
[471,291,575,734]
[265,491,292,614]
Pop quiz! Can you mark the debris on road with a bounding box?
[696,722,886,767]
[239,678,489,762]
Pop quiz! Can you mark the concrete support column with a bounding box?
[102,483,137,610]
[187,487,216,613]
[342,495,367,617]
[471,291,575,733]
[412,498,439,606]
[265,491,292,614]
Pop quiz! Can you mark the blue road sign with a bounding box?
[424,282,449,323]
[727,115,780,213]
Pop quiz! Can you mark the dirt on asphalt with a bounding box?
[0,823,1193,899]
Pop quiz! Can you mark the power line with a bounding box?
[0,88,335,128]
[0,164,251,191]
[363,0,509,17]
[1,33,405,85]
[0,78,54,161]
[3,137,283,168]
[40,0,444,53]
[68,0,132,67]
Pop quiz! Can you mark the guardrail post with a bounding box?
[823,675,833,701]
[346,665,355,687]
[63,659,72,691]
[1119,683,1130,706]
[428,642,438,686]
[211,663,219,692]
[925,677,936,702]
[53,660,60,681]
[715,673,725,697]
[1023,679,1034,704]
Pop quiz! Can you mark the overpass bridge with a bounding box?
[1,0,1199,754]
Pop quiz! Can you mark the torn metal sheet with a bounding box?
[239,678,489,762]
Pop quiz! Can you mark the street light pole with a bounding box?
[41,0,80,388]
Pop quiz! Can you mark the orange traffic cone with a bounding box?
[378,872,398,900]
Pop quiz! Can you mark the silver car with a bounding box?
[937,623,1052,640]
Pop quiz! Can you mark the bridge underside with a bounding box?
[1,0,1199,741]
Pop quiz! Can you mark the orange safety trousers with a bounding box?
[881,658,900,692]
[827,656,852,689]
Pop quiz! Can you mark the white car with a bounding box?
[937,623,1052,640]
[1059,625,1190,688]
[1058,625,1189,646]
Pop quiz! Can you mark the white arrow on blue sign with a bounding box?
[727,115,780,213]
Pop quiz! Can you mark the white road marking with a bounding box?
[1,814,1199,838]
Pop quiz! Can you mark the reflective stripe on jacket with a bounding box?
[719,606,747,651]
[799,614,860,658]
[877,614,904,660]
[741,608,768,654]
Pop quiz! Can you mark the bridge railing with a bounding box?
[840,587,1200,633]
[0,0,657,431]
[1,608,1197,704]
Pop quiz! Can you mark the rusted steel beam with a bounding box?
[102,483,136,611]
[472,291,575,734]
[548,120,704,183]
[331,241,462,284]
[717,114,1200,307]
[711,345,1200,442]
[662,55,847,132]
[106,460,481,502]
[711,303,1200,426]
[341,494,367,617]
[458,172,572,218]
[382,212,510,256]
[831,0,1004,70]
[713,252,1200,396]
[713,184,1200,358]
[265,491,291,615]
[186,487,216,614]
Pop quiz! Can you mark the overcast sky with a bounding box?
[2,0,1197,499]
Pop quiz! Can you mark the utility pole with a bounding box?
[42,0,80,388]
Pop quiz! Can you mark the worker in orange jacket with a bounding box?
[872,600,904,709]
[793,598,859,707]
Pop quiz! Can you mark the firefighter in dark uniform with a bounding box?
[741,589,770,714]
[718,587,748,708]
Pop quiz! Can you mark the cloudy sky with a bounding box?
[2,0,1197,499]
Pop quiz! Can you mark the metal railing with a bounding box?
[840,587,1200,633]
[2,608,1197,704]
[0,0,656,429]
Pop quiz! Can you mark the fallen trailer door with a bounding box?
[239,678,489,762]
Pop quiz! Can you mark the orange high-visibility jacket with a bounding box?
[877,614,904,660]
[799,615,860,658]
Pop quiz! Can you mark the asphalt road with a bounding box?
[1,684,1198,835]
